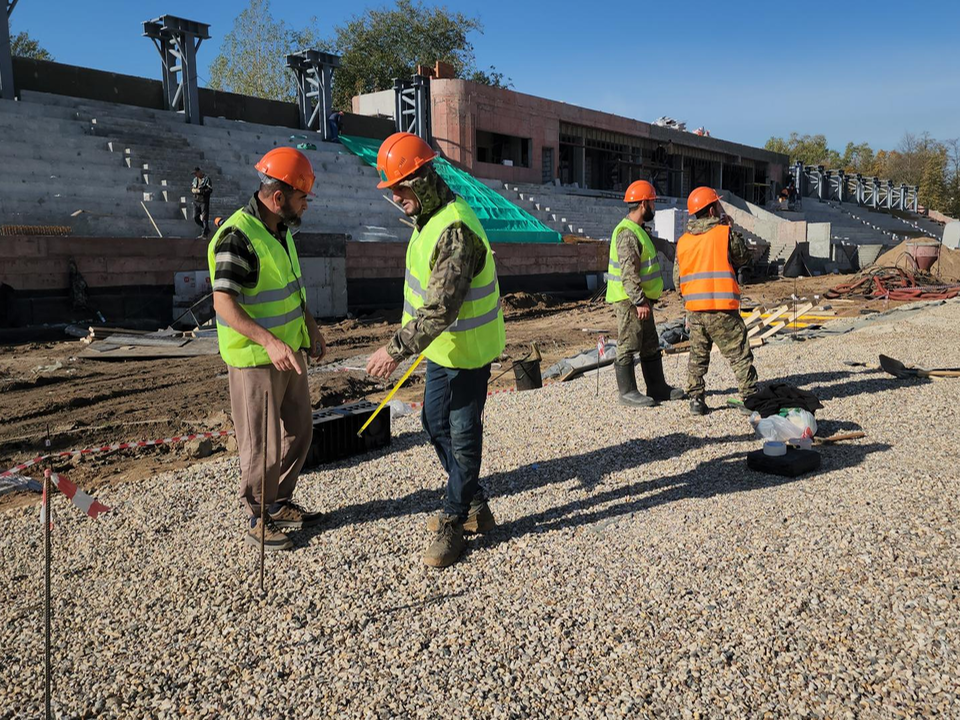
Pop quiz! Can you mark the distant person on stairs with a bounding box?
[605,180,684,407]
[192,167,213,238]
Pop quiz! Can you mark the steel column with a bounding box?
[286,49,340,139]
[143,15,210,124]
[393,73,431,142]
[912,186,919,212]
[0,0,17,101]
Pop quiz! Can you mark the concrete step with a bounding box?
[0,137,128,162]
[0,113,93,138]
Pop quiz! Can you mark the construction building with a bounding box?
[354,76,789,204]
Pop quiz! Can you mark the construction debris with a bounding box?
[824,267,960,301]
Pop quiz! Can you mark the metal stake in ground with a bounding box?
[260,391,268,596]
[596,335,606,397]
[42,469,53,720]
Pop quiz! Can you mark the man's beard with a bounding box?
[279,198,303,229]
[642,207,655,223]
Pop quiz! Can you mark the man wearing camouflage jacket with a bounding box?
[366,133,505,569]
[674,187,758,415]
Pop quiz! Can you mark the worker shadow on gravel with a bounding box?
[478,440,893,546]
[763,370,923,403]
[314,432,745,533]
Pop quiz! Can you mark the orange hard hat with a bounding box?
[255,147,316,195]
[624,180,657,203]
[687,186,722,215]
[376,132,436,189]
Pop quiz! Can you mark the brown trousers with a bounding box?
[227,352,313,517]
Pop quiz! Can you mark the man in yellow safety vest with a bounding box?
[606,180,684,406]
[366,132,505,569]
[208,147,327,551]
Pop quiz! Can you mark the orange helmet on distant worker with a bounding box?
[376,132,436,189]
[255,147,316,195]
[687,186,722,216]
[624,180,657,204]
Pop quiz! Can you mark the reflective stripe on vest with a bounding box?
[207,208,309,368]
[605,218,663,304]
[401,197,506,369]
[676,224,741,312]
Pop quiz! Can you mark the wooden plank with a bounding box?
[758,322,785,340]
[783,302,815,329]
[747,305,789,338]
[741,308,763,328]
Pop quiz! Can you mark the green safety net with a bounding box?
[338,135,562,244]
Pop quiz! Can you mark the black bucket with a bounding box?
[513,359,543,391]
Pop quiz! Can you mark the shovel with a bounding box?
[878,355,960,379]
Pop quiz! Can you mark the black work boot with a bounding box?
[614,361,655,407]
[689,396,708,415]
[640,355,686,402]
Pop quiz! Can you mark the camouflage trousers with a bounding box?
[686,310,758,399]
[613,300,660,364]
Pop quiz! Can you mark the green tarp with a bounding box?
[339,135,562,244]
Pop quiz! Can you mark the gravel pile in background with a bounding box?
[2,300,959,718]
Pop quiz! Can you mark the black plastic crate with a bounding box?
[303,400,391,469]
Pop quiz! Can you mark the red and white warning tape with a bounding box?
[0,430,235,483]
[43,470,111,519]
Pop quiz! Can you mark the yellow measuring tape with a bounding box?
[357,354,425,437]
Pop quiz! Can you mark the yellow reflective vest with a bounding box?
[605,218,663,303]
[401,197,505,369]
[207,209,309,368]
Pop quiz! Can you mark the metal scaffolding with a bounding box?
[0,0,18,101]
[393,74,431,142]
[142,15,210,124]
[286,49,341,139]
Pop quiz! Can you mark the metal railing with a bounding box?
[795,161,919,212]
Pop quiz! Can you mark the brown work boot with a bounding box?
[269,501,323,530]
[426,500,496,534]
[245,517,293,552]
[422,515,466,568]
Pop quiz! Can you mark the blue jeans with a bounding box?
[421,360,491,519]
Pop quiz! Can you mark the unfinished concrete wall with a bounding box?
[0,233,348,325]
[352,90,394,118]
[346,240,608,309]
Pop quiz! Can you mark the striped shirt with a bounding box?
[212,194,290,296]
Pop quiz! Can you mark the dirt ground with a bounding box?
[0,275,893,509]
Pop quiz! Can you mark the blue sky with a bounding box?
[10,0,960,151]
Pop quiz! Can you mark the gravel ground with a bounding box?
[3,300,960,718]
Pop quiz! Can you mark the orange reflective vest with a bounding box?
[676,225,741,311]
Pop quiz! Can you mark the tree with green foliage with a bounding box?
[919,143,948,212]
[765,130,960,217]
[764,133,840,168]
[208,0,320,102]
[327,0,510,110]
[840,141,874,174]
[10,28,53,60]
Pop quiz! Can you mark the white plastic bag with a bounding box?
[750,409,817,442]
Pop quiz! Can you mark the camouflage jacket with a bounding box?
[616,223,654,306]
[673,216,751,289]
[386,167,488,360]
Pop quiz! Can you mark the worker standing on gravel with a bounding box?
[365,132,505,569]
[208,147,326,551]
[606,179,684,407]
[674,186,758,415]
[191,167,213,238]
